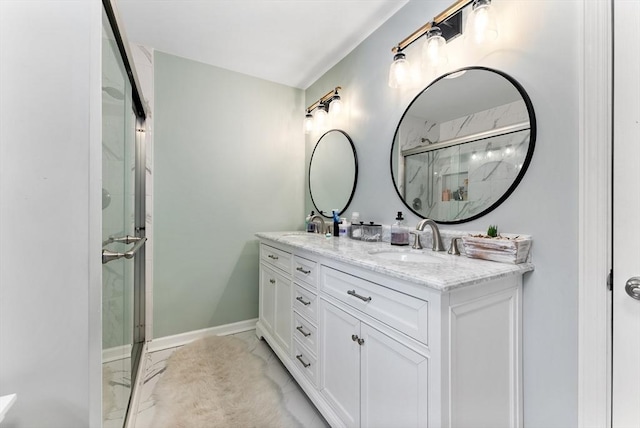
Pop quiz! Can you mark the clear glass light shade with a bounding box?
[422,27,448,72]
[315,105,328,130]
[388,52,411,88]
[466,0,498,44]
[304,112,314,134]
[330,95,342,116]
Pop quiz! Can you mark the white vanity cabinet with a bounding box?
[258,243,292,355]
[291,254,320,386]
[319,266,430,428]
[320,299,428,428]
[256,233,529,428]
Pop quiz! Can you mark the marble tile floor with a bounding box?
[132,330,329,428]
[103,357,132,428]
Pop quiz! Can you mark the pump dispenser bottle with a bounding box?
[306,210,316,233]
[391,211,410,246]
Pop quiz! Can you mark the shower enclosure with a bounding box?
[101,1,147,426]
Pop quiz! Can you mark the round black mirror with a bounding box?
[309,129,358,217]
[390,67,536,223]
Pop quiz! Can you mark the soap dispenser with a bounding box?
[391,211,409,246]
[306,210,316,233]
[332,209,340,237]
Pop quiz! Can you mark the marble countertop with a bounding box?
[256,231,534,293]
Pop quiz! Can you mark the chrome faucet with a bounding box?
[309,214,326,234]
[414,219,445,251]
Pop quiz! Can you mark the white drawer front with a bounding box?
[260,243,292,274]
[293,311,318,356]
[320,266,429,345]
[293,255,318,289]
[293,339,318,387]
[293,284,318,323]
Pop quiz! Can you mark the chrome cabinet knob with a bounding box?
[625,277,640,300]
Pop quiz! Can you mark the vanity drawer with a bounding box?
[293,339,318,387]
[293,311,318,356]
[320,267,429,344]
[293,284,318,322]
[293,255,318,289]
[260,243,292,274]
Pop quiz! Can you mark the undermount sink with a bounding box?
[369,250,445,264]
[283,232,322,238]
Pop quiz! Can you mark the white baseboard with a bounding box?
[147,318,258,353]
[102,344,133,364]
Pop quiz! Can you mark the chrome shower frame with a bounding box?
[103,0,147,425]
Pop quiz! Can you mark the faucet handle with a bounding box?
[409,231,423,250]
[447,237,462,256]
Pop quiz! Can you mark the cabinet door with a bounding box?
[320,300,361,427]
[259,263,277,334]
[360,324,429,428]
[273,270,292,354]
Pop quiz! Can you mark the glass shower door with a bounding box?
[101,8,144,427]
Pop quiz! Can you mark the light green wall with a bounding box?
[154,51,305,338]
[304,1,580,426]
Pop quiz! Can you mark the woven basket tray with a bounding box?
[461,234,532,264]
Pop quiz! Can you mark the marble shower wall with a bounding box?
[399,100,530,221]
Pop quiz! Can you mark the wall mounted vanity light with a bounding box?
[388,0,499,88]
[465,0,498,44]
[422,25,449,72]
[304,86,343,134]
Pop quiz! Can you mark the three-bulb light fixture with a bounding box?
[389,0,498,88]
[304,87,342,134]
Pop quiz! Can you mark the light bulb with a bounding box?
[304,111,314,134]
[503,144,513,156]
[330,94,342,116]
[315,104,328,131]
[388,52,411,88]
[486,143,494,158]
[422,26,448,74]
[466,0,498,44]
[471,151,478,161]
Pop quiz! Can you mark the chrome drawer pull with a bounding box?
[269,279,276,284]
[296,296,311,306]
[351,334,365,346]
[267,254,279,260]
[296,325,311,337]
[347,289,372,302]
[296,266,311,275]
[296,354,311,368]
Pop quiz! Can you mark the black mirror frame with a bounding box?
[390,66,537,224]
[309,129,359,218]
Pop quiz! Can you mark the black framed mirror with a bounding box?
[309,129,358,218]
[390,66,536,223]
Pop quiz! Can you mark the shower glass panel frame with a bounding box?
[102,0,147,426]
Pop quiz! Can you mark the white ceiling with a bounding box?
[411,70,524,123]
[115,0,409,89]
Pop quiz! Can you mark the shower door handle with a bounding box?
[102,234,142,246]
[102,236,147,264]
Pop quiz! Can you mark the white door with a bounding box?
[319,300,361,427]
[360,324,428,428]
[273,272,292,354]
[612,0,640,426]
[259,264,277,334]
